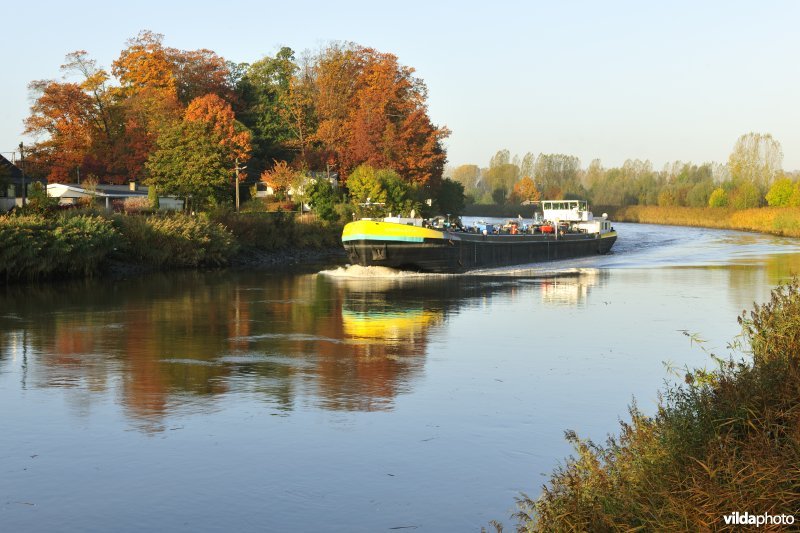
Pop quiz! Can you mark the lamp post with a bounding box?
[234,157,247,212]
[18,142,25,206]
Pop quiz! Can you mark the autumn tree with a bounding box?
[510,176,541,204]
[167,48,234,105]
[24,80,94,182]
[451,164,480,190]
[313,44,449,188]
[184,93,251,164]
[260,160,299,198]
[112,30,177,98]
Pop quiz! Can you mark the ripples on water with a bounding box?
[3,222,800,531]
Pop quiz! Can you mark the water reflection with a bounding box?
[4,225,800,435]
[0,269,608,430]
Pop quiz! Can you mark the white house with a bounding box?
[47,182,184,211]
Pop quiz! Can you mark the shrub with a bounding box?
[123,196,152,214]
[0,214,120,280]
[140,214,237,267]
[707,187,728,207]
[517,280,800,531]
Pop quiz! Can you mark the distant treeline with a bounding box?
[450,133,798,210]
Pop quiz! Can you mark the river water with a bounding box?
[3,222,800,531]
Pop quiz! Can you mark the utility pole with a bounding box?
[234,157,247,212]
[18,142,26,206]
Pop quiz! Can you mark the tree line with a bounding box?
[450,133,797,209]
[21,31,453,213]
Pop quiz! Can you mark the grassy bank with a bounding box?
[508,280,800,531]
[608,205,800,238]
[0,210,343,282]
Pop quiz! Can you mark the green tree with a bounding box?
[148,184,160,210]
[483,163,519,197]
[534,153,581,199]
[765,177,793,207]
[306,178,338,222]
[146,120,231,211]
[346,165,420,217]
[492,187,508,205]
[489,149,511,168]
[436,178,465,215]
[686,180,715,207]
[789,183,800,207]
[347,164,386,208]
[379,169,420,216]
[24,182,59,214]
[729,181,762,209]
[237,47,298,166]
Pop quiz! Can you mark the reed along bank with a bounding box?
[511,278,800,531]
[606,205,800,238]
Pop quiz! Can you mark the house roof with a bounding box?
[47,183,149,198]
[0,154,46,185]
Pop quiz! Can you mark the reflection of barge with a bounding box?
[342,201,617,273]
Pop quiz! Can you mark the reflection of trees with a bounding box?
[0,268,608,430]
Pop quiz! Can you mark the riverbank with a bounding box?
[0,210,345,283]
[606,205,800,238]
[464,204,800,239]
[509,279,800,531]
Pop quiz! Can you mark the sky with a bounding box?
[2,0,799,171]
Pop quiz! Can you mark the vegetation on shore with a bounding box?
[505,279,800,531]
[608,205,800,238]
[0,207,343,282]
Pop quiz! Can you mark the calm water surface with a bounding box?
[3,222,800,531]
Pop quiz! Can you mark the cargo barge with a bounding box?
[341,200,617,273]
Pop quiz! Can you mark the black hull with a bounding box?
[343,233,617,273]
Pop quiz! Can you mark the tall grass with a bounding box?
[513,279,800,531]
[210,209,343,250]
[0,214,120,281]
[612,205,800,237]
[113,213,237,268]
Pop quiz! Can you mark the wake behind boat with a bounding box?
[341,200,617,273]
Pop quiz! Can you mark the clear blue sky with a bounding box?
[2,0,798,170]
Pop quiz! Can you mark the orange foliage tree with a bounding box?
[185,93,251,172]
[167,48,234,105]
[312,44,449,188]
[112,30,177,98]
[260,160,298,197]
[24,80,94,182]
[510,176,542,204]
